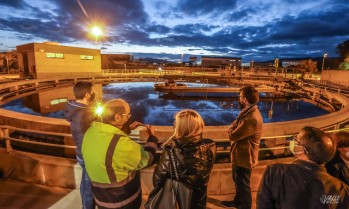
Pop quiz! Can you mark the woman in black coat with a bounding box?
[146,109,216,209]
[325,131,349,185]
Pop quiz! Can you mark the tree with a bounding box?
[336,39,349,62]
[297,59,317,78]
[0,51,18,73]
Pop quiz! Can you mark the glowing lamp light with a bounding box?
[95,104,104,116]
[91,25,102,37]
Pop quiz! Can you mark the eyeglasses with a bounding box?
[289,135,301,144]
[121,113,131,118]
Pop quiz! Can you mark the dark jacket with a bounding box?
[65,101,95,159]
[229,104,263,169]
[326,151,349,186]
[151,138,216,209]
[257,159,349,209]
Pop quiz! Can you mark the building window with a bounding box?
[50,98,68,105]
[46,53,64,59]
[81,55,94,60]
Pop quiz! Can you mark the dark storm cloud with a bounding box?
[270,9,349,41]
[111,26,149,44]
[226,8,257,22]
[0,0,150,43]
[145,24,171,34]
[50,0,148,26]
[172,24,219,35]
[0,0,348,61]
[0,2,81,42]
[176,0,238,17]
[0,17,76,42]
[48,0,150,43]
[0,0,28,8]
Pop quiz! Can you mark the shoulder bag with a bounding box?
[144,147,193,209]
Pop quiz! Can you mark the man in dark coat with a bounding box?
[257,126,349,209]
[221,86,263,209]
[65,81,96,209]
[326,131,349,185]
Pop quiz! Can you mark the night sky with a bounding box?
[0,0,348,62]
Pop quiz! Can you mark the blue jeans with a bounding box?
[77,157,95,209]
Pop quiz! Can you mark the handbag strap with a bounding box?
[169,147,180,180]
[169,149,173,184]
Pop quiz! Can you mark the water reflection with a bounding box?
[103,82,329,125]
[0,82,329,126]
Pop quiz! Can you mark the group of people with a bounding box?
[65,81,217,209]
[65,81,349,209]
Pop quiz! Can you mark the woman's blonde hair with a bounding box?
[171,109,204,139]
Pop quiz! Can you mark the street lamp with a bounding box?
[5,57,9,74]
[321,53,328,71]
[181,53,184,67]
[90,25,103,49]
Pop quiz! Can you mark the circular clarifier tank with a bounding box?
[0,82,329,125]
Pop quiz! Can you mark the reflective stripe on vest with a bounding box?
[105,134,121,183]
[94,187,141,208]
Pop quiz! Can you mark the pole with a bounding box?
[6,57,9,74]
[321,53,327,71]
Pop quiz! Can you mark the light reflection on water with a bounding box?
[0,82,329,126]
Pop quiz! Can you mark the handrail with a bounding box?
[5,137,76,148]
[1,125,348,153]
[1,74,349,156]
[0,125,71,137]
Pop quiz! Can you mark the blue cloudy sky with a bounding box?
[0,0,348,61]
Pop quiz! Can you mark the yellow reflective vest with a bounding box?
[82,121,153,183]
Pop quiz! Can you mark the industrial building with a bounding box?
[201,56,242,69]
[16,42,101,79]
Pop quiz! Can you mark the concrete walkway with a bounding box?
[1,148,292,209]
[0,179,71,209]
[50,189,257,209]
[0,178,257,209]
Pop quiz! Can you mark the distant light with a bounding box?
[91,25,102,37]
[95,103,104,116]
[324,53,328,58]
[158,67,162,71]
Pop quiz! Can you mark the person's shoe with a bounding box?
[221,200,240,208]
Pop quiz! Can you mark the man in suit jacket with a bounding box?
[221,86,263,209]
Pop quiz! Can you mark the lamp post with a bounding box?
[321,53,328,71]
[274,58,279,79]
[91,25,102,49]
[181,53,184,67]
[5,57,9,74]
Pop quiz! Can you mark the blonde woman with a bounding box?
[145,109,216,209]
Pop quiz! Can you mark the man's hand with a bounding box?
[145,125,155,136]
[129,121,144,130]
[228,121,238,133]
[129,122,155,136]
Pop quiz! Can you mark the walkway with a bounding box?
[0,178,71,209]
[0,178,257,209]
[1,148,293,209]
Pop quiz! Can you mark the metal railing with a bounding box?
[1,75,349,158]
[1,124,348,157]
